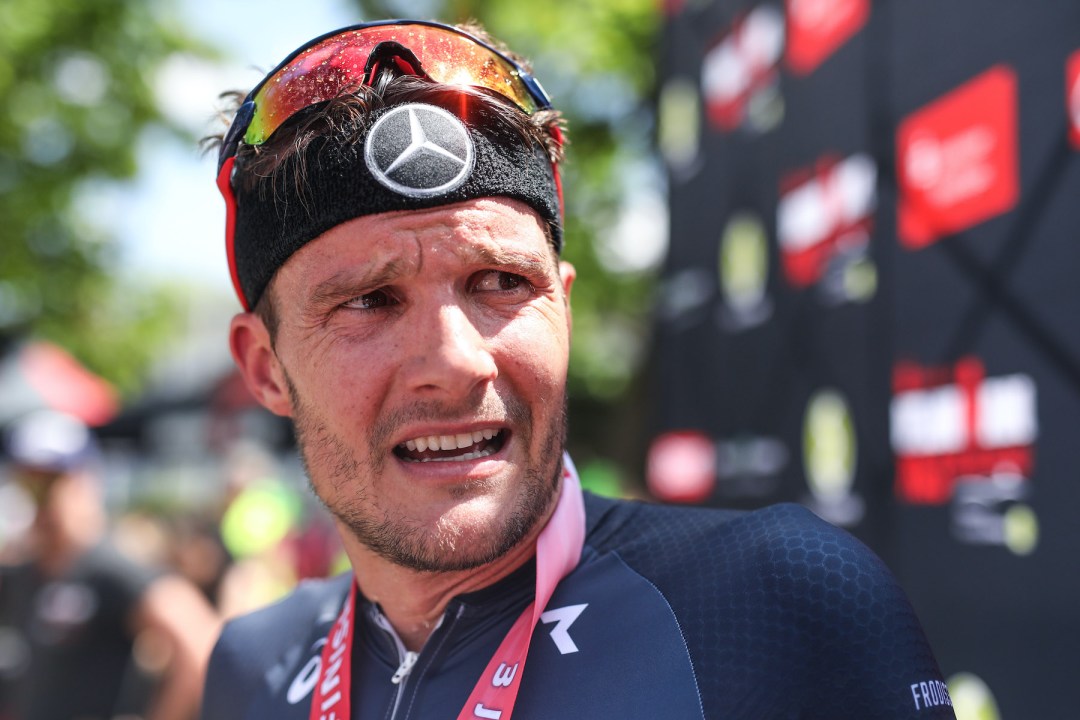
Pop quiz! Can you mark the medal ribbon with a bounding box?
[309,454,586,720]
[310,576,355,720]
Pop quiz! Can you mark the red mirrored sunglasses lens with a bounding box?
[244,24,540,145]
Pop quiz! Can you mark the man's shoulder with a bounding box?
[584,492,853,567]
[70,542,161,609]
[203,572,351,719]
[581,495,953,719]
[582,493,902,623]
[216,572,351,652]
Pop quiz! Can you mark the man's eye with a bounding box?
[344,289,395,310]
[473,270,527,293]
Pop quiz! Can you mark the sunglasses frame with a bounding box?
[217,19,554,173]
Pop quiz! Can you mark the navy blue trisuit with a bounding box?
[201,493,956,719]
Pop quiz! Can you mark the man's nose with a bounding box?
[403,302,498,396]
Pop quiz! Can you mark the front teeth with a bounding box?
[403,429,497,453]
[418,446,497,462]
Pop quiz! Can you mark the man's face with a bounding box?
[240,198,575,572]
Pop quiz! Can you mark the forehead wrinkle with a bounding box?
[451,240,555,276]
[306,256,412,306]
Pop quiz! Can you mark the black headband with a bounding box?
[231,101,562,309]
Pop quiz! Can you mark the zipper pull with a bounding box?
[391,651,419,685]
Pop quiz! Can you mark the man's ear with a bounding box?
[559,260,576,333]
[229,313,293,417]
[559,260,576,300]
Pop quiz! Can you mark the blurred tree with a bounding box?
[0,0,210,395]
[347,0,665,480]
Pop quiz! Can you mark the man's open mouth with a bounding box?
[393,429,508,462]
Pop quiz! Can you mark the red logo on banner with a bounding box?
[701,6,785,132]
[785,0,869,75]
[777,153,876,287]
[896,66,1018,249]
[890,358,1037,505]
[1067,50,1080,148]
[646,430,716,503]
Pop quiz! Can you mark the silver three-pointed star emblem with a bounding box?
[364,103,475,198]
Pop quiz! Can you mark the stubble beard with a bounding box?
[284,371,566,573]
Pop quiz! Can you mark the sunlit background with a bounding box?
[4,1,1077,717]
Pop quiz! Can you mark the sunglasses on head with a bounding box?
[216,19,554,174]
[216,19,560,311]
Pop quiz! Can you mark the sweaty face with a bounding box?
[265,198,574,572]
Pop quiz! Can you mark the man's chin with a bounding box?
[339,477,558,573]
[367,519,528,574]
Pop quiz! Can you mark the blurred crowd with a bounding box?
[0,409,345,720]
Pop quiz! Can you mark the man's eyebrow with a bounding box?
[464,245,556,274]
[306,259,407,306]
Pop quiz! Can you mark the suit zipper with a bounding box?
[372,610,417,720]
[372,605,465,720]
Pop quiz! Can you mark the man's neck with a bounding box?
[336,501,557,653]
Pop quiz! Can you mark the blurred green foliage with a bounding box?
[0,0,209,394]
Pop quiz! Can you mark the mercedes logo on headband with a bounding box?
[365,103,475,198]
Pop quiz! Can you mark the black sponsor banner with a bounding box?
[887,332,1077,720]
[655,0,1080,714]
[885,2,1080,715]
[653,0,887,534]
